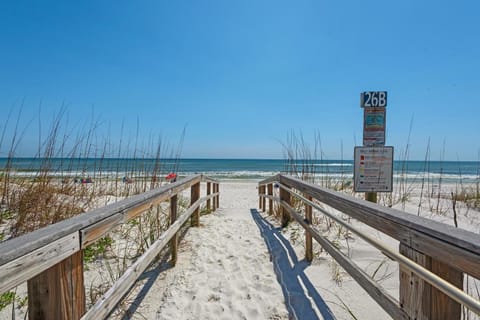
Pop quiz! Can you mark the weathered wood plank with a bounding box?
[281,200,409,320]
[201,175,219,184]
[430,257,463,319]
[258,185,263,210]
[262,186,266,211]
[203,193,219,203]
[399,243,463,320]
[267,184,273,215]
[261,194,279,203]
[191,182,200,226]
[71,251,86,319]
[279,185,291,227]
[0,232,80,294]
[28,250,85,320]
[215,183,219,209]
[124,201,154,221]
[279,175,480,279]
[212,184,217,211]
[81,213,123,248]
[206,182,211,211]
[0,175,202,267]
[305,194,313,262]
[81,198,202,320]
[258,174,280,186]
[170,195,178,265]
[399,243,432,320]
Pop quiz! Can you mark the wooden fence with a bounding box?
[258,174,480,320]
[0,174,219,320]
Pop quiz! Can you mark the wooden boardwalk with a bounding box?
[0,175,479,319]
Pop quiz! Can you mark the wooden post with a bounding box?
[212,183,217,211]
[258,185,263,210]
[191,182,200,227]
[215,183,219,209]
[28,251,85,320]
[399,243,463,320]
[206,182,211,212]
[280,185,291,227]
[305,195,313,262]
[267,183,273,215]
[170,195,178,265]
[365,192,377,203]
[262,185,266,212]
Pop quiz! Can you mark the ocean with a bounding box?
[0,158,478,184]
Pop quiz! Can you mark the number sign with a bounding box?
[361,91,387,108]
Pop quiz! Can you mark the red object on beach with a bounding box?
[166,173,177,180]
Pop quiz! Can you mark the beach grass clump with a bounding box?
[7,181,87,236]
[281,130,319,184]
[451,186,480,210]
[281,130,353,192]
[330,261,344,286]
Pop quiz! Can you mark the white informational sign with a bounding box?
[354,146,393,192]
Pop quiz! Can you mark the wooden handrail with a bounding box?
[258,174,480,319]
[259,174,480,277]
[201,175,219,184]
[0,174,220,319]
[0,174,202,266]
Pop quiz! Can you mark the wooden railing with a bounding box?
[0,174,220,320]
[258,174,480,320]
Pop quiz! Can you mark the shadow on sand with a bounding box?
[120,227,190,319]
[250,208,335,320]
[120,253,173,319]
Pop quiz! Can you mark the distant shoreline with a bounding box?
[0,157,478,184]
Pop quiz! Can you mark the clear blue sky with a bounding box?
[1,0,479,160]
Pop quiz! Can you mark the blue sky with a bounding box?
[0,0,479,160]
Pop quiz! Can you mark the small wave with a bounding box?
[312,163,353,167]
[178,171,278,179]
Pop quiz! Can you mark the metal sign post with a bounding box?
[355,91,393,203]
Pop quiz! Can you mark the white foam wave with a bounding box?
[312,163,353,167]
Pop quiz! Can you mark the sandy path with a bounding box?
[154,182,289,320]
